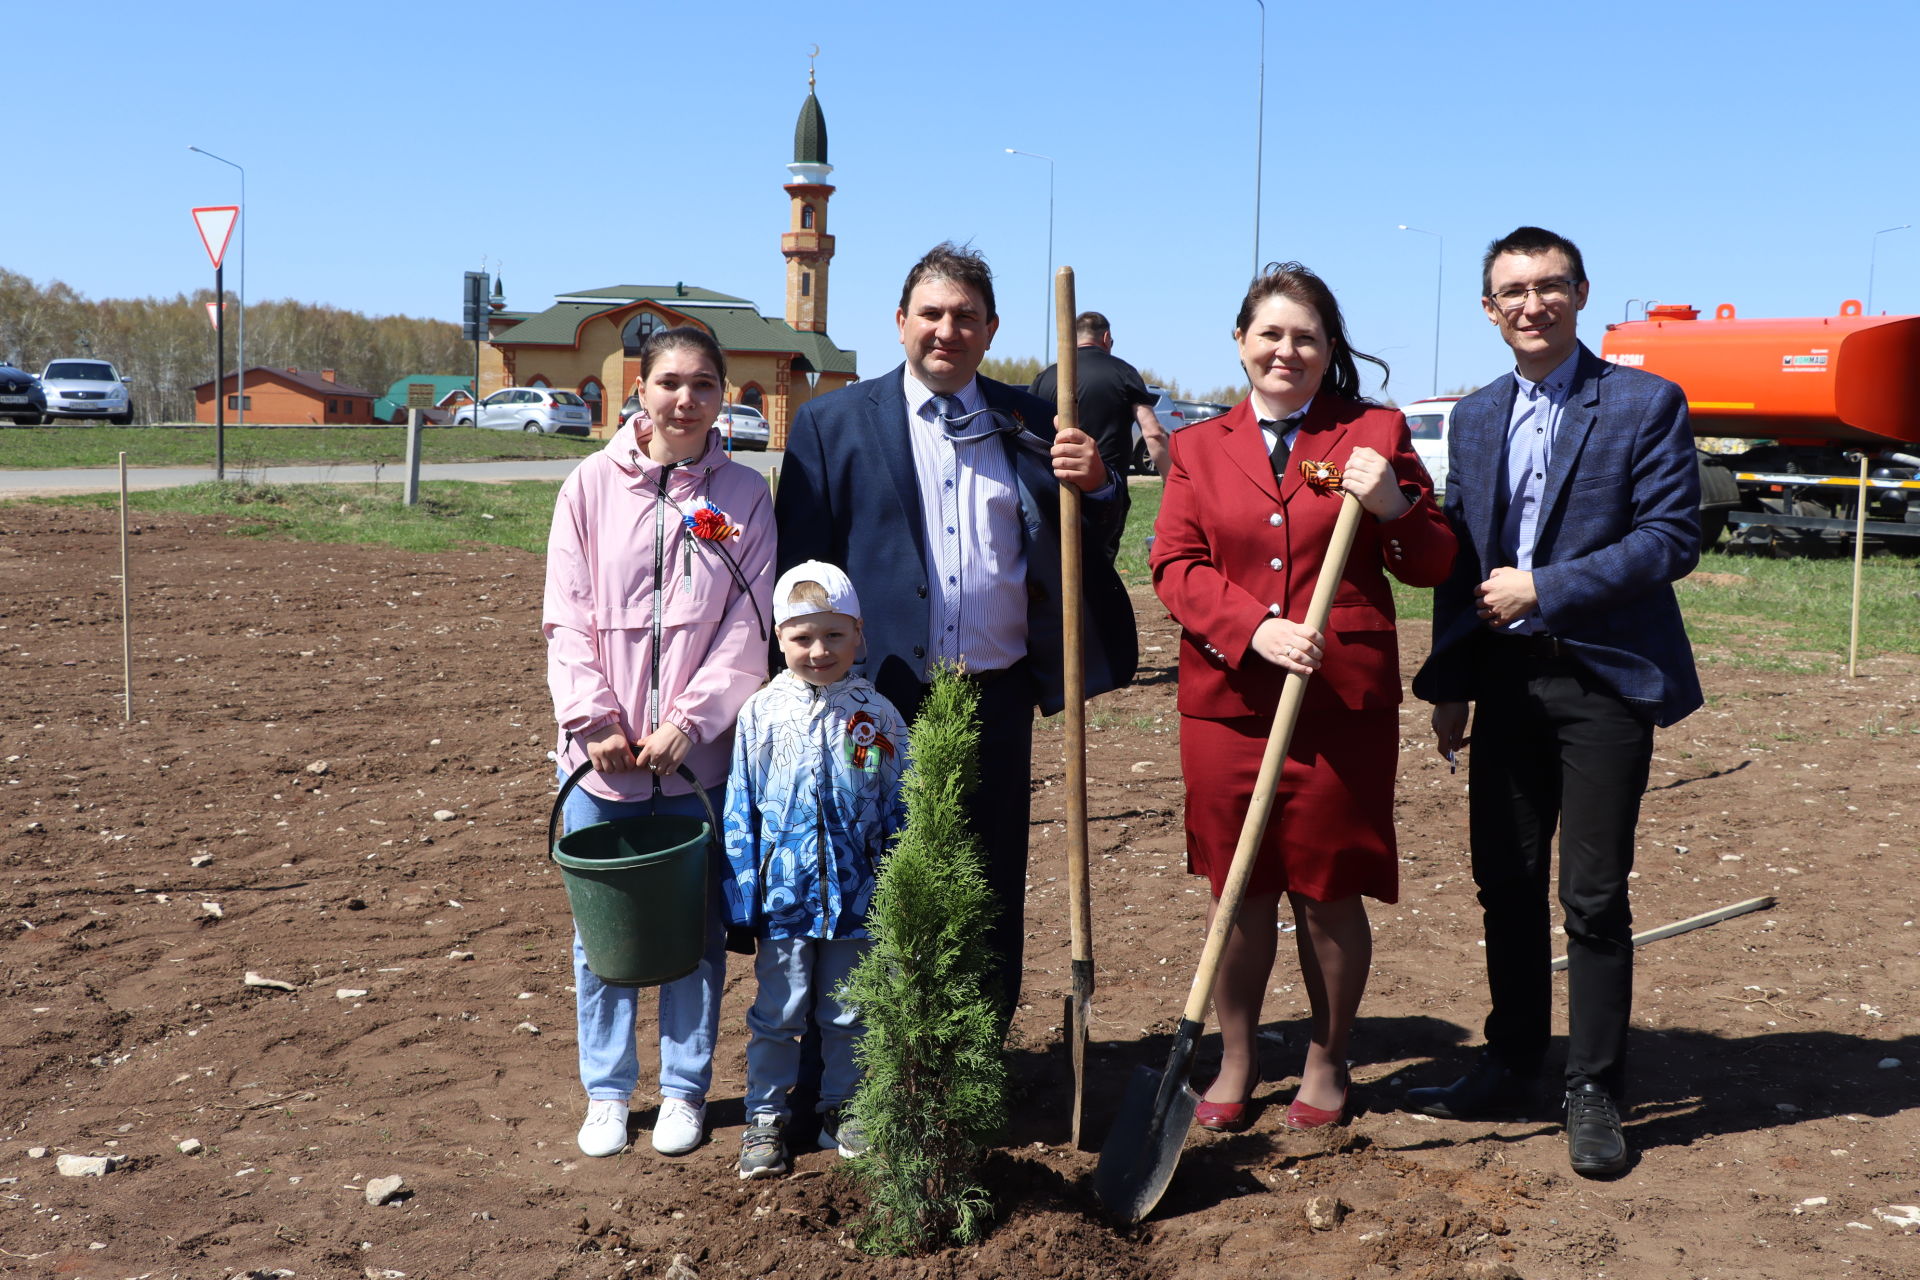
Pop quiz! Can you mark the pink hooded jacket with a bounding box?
[544,421,776,802]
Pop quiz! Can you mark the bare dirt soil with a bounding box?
[3,501,1916,1280]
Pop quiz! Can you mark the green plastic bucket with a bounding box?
[549,762,718,987]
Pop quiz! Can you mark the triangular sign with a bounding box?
[192,205,239,270]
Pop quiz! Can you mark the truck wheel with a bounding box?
[1696,457,1740,551]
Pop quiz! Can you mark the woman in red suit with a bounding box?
[1150,263,1455,1130]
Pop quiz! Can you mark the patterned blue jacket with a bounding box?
[721,671,910,940]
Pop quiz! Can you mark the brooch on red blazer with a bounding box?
[1299,459,1345,493]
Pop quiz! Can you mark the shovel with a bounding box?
[1094,485,1366,1223]
[1053,267,1095,1148]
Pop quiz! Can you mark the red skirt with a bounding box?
[1180,708,1400,904]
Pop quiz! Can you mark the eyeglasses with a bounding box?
[1488,279,1575,312]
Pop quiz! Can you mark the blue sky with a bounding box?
[6,0,1917,401]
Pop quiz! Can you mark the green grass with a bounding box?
[0,425,597,469]
[44,479,561,554]
[1119,476,1920,670]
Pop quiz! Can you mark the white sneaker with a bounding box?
[577,1099,630,1157]
[651,1097,706,1156]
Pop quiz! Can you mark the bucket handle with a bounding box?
[547,760,723,860]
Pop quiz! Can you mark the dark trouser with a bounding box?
[796,661,1035,1116]
[890,660,1036,1022]
[1468,642,1653,1099]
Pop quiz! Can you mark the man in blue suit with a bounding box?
[1408,226,1702,1178]
[775,242,1137,1020]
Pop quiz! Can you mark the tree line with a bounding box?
[0,268,470,424]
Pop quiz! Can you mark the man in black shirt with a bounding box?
[1032,311,1163,561]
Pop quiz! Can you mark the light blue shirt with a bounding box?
[1498,350,1579,634]
[903,374,1029,674]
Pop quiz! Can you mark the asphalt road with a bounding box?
[0,450,785,498]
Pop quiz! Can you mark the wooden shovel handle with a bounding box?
[1054,268,1092,969]
[1180,492,1366,1025]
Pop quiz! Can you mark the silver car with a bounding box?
[716,403,770,451]
[453,386,592,436]
[40,358,133,424]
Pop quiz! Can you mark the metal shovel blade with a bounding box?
[1069,958,1093,1147]
[1093,1022,1201,1223]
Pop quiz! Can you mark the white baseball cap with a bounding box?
[773,560,863,627]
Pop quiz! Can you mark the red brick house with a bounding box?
[192,367,377,425]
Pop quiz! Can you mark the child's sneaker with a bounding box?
[738,1113,789,1180]
[818,1106,869,1158]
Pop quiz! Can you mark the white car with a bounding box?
[453,387,592,435]
[1400,395,1461,495]
[39,358,133,424]
[716,403,770,451]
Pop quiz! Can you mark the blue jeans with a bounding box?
[745,934,871,1120]
[561,770,729,1104]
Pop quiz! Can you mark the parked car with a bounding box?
[1173,398,1231,426]
[1130,385,1189,474]
[1399,395,1462,495]
[0,362,47,426]
[38,358,131,424]
[452,386,592,436]
[716,403,770,451]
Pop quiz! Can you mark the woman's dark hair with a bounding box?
[1234,261,1388,401]
[638,325,727,384]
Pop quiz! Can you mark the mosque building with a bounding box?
[477,69,854,445]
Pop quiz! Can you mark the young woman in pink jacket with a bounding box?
[543,327,775,1158]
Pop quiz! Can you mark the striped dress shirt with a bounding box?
[903,374,1028,675]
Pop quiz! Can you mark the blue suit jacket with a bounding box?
[1412,344,1703,726]
[774,365,1138,717]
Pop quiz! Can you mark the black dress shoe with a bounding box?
[1405,1051,1536,1120]
[1565,1082,1629,1176]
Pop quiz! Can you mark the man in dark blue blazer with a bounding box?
[775,242,1137,1019]
[1409,226,1702,1178]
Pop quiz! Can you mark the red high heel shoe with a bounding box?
[1285,1067,1350,1130]
[1194,1071,1261,1133]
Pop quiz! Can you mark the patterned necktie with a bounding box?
[931,394,964,430]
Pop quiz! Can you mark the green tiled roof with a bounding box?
[785,329,857,375]
[794,90,828,165]
[490,301,621,346]
[557,285,750,305]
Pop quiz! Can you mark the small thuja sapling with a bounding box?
[839,666,1008,1254]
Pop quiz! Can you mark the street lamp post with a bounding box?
[1398,224,1443,398]
[1252,1,1265,279]
[1867,223,1910,314]
[1004,148,1056,364]
[189,146,246,426]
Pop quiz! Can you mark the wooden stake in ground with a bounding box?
[1549,895,1775,971]
[1848,453,1868,678]
[118,451,132,722]
[1052,266,1093,1148]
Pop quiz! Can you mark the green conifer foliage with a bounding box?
[841,666,1008,1254]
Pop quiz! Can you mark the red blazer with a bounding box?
[1151,394,1456,720]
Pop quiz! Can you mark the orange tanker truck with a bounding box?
[1600,301,1920,550]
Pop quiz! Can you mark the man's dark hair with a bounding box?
[1235,261,1388,402]
[898,242,997,321]
[1074,311,1111,342]
[1481,226,1587,297]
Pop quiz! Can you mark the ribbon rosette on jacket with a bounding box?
[1299,459,1345,494]
[685,500,740,542]
[843,710,896,772]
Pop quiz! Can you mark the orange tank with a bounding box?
[1601,302,1920,447]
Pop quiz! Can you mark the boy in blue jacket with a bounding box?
[722,560,909,1179]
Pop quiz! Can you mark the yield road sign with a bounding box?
[192,205,239,270]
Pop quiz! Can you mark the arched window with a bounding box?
[801,204,815,230]
[741,384,764,413]
[527,375,550,390]
[621,311,663,356]
[579,378,604,426]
